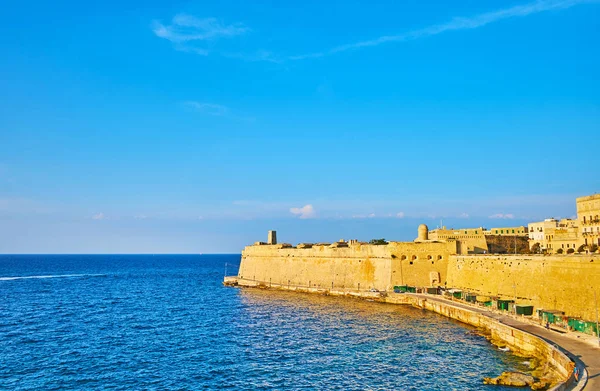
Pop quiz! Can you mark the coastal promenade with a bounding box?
[411,293,600,390]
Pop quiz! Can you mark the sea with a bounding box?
[0,254,529,390]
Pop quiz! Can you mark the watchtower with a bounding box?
[267,230,277,245]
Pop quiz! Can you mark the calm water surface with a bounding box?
[0,255,527,390]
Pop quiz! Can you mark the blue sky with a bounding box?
[0,0,599,253]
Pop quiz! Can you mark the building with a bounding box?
[427,226,488,254]
[578,194,600,248]
[546,225,579,253]
[485,226,529,236]
[528,193,599,254]
[528,218,577,252]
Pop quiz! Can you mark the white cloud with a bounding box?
[396,212,405,218]
[459,213,470,218]
[183,101,228,116]
[289,0,591,60]
[152,15,286,62]
[153,14,249,55]
[489,213,515,219]
[92,213,106,220]
[134,214,148,220]
[290,204,316,219]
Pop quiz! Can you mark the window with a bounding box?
[501,230,504,234]
[512,230,515,233]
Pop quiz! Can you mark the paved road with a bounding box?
[414,294,600,390]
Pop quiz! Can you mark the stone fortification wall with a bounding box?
[239,243,392,291]
[446,254,600,321]
[387,241,455,288]
[238,241,455,291]
[238,242,600,321]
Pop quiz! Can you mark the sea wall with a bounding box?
[446,255,600,321]
[387,294,574,389]
[238,244,600,321]
[238,241,455,291]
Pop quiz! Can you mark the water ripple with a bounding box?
[0,255,525,390]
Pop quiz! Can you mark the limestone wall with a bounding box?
[238,243,600,322]
[446,254,600,320]
[387,241,454,288]
[238,241,455,291]
[238,243,391,291]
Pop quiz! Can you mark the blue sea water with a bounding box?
[0,254,527,390]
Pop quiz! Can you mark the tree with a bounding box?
[577,244,586,253]
[531,242,541,254]
[566,248,575,254]
[556,248,564,254]
[369,238,388,245]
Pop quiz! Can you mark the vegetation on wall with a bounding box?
[369,238,388,245]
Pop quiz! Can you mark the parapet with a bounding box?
[297,243,313,249]
[275,243,292,249]
[330,241,349,248]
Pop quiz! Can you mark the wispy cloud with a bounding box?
[289,0,592,60]
[290,204,316,219]
[489,213,515,219]
[92,212,106,220]
[183,101,229,116]
[152,14,249,55]
[396,212,405,218]
[222,50,283,63]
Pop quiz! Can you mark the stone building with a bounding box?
[528,193,599,253]
[578,194,600,248]
[528,218,577,252]
[484,226,528,236]
[427,226,488,254]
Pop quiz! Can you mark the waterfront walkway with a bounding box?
[412,294,600,390]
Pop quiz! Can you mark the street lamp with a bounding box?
[595,289,600,347]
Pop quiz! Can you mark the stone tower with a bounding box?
[268,230,277,245]
[417,224,429,241]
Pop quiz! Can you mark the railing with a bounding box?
[581,219,600,226]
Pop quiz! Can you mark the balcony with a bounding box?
[581,219,600,226]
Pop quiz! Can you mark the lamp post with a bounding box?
[595,290,600,347]
[513,282,517,315]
